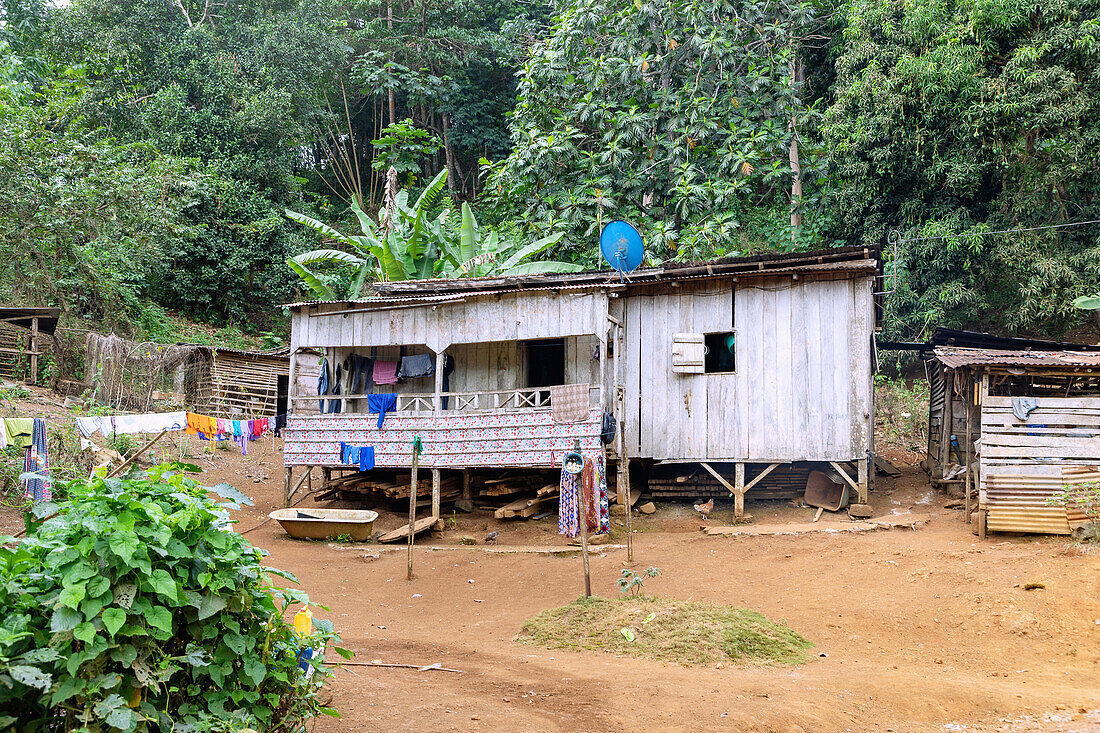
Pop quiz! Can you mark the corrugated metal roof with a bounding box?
[929,327,1100,352]
[179,343,290,358]
[933,347,1100,369]
[283,245,879,309]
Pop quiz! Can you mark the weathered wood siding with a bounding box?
[623,275,874,462]
[205,353,287,418]
[980,395,1095,534]
[283,409,602,468]
[291,290,608,352]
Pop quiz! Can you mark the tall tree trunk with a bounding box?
[387,1,396,125]
[441,111,459,196]
[789,58,805,243]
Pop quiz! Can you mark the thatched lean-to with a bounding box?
[84,334,290,417]
[84,333,209,411]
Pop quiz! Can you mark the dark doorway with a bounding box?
[276,374,289,416]
[525,338,566,388]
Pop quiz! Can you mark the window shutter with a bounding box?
[671,333,705,374]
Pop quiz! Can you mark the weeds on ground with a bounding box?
[519,595,812,666]
[617,566,661,597]
[874,374,929,454]
[1047,481,1100,542]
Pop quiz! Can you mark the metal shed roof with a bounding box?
[0,307,61,335]
[934,347,1100,369]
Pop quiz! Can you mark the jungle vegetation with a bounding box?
[1,0,1098,340]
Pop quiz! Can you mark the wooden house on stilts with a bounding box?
[281,246,881,520]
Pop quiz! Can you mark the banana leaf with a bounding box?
[286,259,335,300]
[498,232,566,271]
[501,261,584,275]
[285,209,358,249]
[1072,295,1100,310]
[291,249,366,266]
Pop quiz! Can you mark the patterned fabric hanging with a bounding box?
[582,454,611,535]
[558,465,580,538]
[22,418,52,504]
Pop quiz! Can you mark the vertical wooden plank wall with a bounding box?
[626,274,874,462]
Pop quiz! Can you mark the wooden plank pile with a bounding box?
[318,470,460,503]
[494,483,559,519]
[647,465,811,499]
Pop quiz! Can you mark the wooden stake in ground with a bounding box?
[407,436,422,581]
[105,430,169,479]
[565,439,592,598]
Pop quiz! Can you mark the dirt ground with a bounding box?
[4,390,1100,732]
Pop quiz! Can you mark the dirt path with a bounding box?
[4,403,1099,732]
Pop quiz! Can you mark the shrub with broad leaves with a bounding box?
[0,462,346,731]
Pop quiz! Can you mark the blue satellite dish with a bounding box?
[600,220,644,275]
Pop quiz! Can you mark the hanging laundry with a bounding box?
[317,357,330,413]
[441,353,454,409]
[358,446,375,471]
[371,360,399,385]
[344,354,374,393]
[3,418,34,450]
[558,464,580,538]
[590,454,611,535]
[275,413,287,436]
[77,412,187,437]
[397,354,434,379]
[22,418,51,503]
[367,393,397,429]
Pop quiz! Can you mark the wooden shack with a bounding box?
[924,331,1100,536]
[0,307,59,384]
[282,246,881,516]
[195,346,291,418]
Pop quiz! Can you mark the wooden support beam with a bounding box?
[744,463,780,492]
[28,316,38,385]
[456,470,473,513]
[285,466,311,506]
[699,462,746,518]
[105,430,169,479]
[431,468,441,521]
[829,461,859,493]
[857,458,869,504]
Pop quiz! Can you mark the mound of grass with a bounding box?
[519,595,812,666]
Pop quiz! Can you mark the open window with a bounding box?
[671,332,735,374]
[704,331,736,373]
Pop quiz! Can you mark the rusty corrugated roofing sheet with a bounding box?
[934,347,1100,369]
[282,245,880,309]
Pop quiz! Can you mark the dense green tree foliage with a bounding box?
[825,0,1100,337]
[42,0,349,326]
[4,0,1100,341]
[484,0,832,265]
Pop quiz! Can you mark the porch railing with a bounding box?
[293,385,601,413]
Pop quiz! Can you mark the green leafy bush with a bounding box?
[0,463,344,731]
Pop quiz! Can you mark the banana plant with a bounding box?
[436,202,582,278]
[285,169,450,298]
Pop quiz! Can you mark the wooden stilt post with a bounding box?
[613,321,632,562]
[574,439,591,598]
[734,463,746,519]
[431,468,440,520]
[409,444,415,576]
[940,369,954,473]
[28,316,38,385]
[457,469,473,512]
[407,438,421,581]
[857,456,869,504]
[284,467,293,506]
[964,371,972,523]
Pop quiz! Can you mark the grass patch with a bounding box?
[518,595,812,666]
